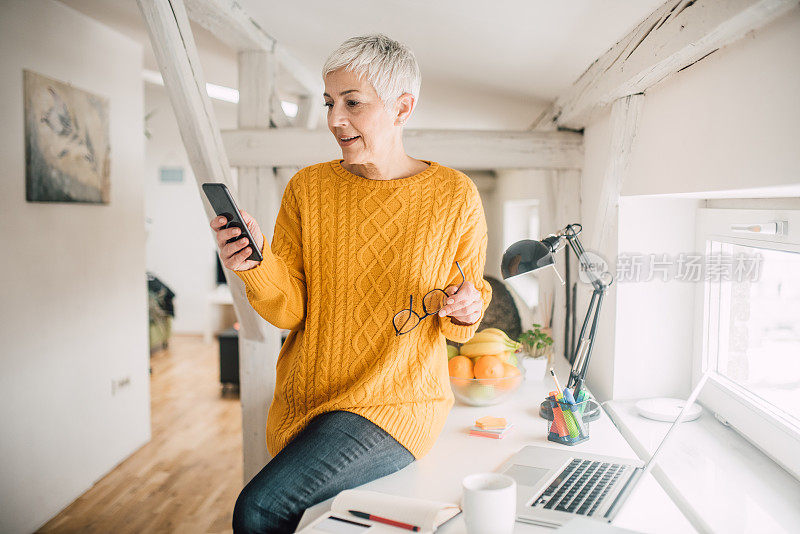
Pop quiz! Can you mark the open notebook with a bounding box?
[298,489,461,534]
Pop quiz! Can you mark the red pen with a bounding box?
[348,510,420,531]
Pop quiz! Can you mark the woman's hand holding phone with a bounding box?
[211,209,265,271]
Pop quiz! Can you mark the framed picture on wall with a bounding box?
[23,69,110,204]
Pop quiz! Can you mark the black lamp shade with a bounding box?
[501,239,555,279]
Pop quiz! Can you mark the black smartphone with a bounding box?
[202,182,263,263]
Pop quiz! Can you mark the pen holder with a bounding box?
[544,395,590,445]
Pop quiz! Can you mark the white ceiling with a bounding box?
[59,0,241,88]
[240,0,663,102]
[58,0,664,128]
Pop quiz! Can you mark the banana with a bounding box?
[459,340,510,356]
[479,328,519,346]
[462,334,522,358]
[479,327,510,339]
[467,331,510,345]
[468,329,520,348]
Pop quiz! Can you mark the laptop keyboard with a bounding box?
[531,459,627,516]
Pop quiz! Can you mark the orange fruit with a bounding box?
[495,350,514,364]
[448,355,474,379]
[467,351,513,364]
[473,355,505,384]
[493,362,522,391]
[502,362,521,378]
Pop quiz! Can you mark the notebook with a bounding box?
[297,489,461,534]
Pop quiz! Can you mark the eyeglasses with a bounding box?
[393,261,465,336]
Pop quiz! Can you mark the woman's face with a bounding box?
[323,68,401,165]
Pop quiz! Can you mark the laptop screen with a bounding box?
[637,372,710,478]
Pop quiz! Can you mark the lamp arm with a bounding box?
[544,224,613,291]
[575,289,605,394]
[563,226,612,292]
[567,288,599,387]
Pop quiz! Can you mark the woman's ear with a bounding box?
[393,93,415,126]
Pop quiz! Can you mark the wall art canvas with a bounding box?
[24,69,110,204]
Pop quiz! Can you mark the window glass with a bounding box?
[711,241,800,424]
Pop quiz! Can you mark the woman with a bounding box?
[214,34,492,533]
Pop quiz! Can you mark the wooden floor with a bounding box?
[37,335,244,533]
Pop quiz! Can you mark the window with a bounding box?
[694,208,800,479]
[503,200,539,308]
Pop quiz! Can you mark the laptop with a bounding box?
[498,373,709,529]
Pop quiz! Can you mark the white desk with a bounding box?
[296,357,695,533]
[606,399,800,534]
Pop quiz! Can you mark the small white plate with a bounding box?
[635,398,702,422]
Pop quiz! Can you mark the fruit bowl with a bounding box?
[449,361,526,406]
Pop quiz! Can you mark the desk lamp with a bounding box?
[501,223,612,422]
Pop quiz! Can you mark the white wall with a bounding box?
[144,84,239,334]
[580,7,800,401]
[615,197,704,399]
[623,8,800,198]
[408,82,545,131]
[0,2,149,532]
[577,109,617,400]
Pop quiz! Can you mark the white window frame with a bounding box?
[693,207,800,481]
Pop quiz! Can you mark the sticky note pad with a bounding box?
[476,416,507,429]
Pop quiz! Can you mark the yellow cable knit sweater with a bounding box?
[234,159,492,459]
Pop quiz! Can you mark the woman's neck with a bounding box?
[342,144,429,181]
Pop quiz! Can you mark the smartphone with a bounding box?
[202,182,263,263]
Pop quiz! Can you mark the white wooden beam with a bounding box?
[533,0,798,130]
[136,0,269,346]
[184,0,322,126]
[591,94,645,254]
[581,94,644,405]
[294,94,320,130]
[236,49,284,483]
[269,94,294,128]
[221,128,584,169]
[237,51,274,128]
[237,166,281,484]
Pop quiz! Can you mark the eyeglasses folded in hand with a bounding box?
[393,261,465,336]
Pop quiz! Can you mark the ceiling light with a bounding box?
[142,69,296,113]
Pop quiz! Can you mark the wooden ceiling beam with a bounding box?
[533,0,798,131]
[221,128,584,170]
[185,0,321,127]
[137,0,269,343]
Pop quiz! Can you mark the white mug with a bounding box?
[461,473,517,534]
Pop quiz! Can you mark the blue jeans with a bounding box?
[232,410,416,533]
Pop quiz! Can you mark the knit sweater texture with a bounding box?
[234,159,492,459]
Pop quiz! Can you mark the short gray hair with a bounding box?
[322,34,421,110]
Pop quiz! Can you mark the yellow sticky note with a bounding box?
[476,416,507,429]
